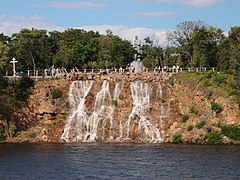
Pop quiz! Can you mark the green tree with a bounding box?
[11,28,53,74]
[171,20,206,67]
[98,32,134,69]
[228,26,240,75]
[192,26,223,68]
[0,42,9,71]
[0,33,11,44]
[217,27,240,73]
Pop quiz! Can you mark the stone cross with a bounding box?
[10,57,18,77]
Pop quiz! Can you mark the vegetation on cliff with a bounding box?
[170,72,240,144]
[172,71,240,103]
[0,74,34,140]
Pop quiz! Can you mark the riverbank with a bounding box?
[1,72,240,144]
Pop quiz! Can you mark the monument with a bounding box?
[131,36,143,72]
[10,57,18,77]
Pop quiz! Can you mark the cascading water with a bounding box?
[61,81,94,142]
[85,80,121,142]
[61,79,174,143]
[124,81,163,143]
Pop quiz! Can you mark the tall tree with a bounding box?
[192,26,223,68]
[228,26,240,75]
[171,20,206,67]
[0,42,9,72]
[11,29,52,75]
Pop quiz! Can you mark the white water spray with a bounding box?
[124,81,163,143]
[61,81,94,142]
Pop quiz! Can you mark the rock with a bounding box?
[170,122,179,131]
[42,135,49,142]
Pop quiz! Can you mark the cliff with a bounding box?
[5,72,240,144]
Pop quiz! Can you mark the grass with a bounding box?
[28,132,37,139]
[220,124,240,141]
[207,131,222,145]
[172,134,182,144]
[196,120,206,129]
[182,114,189,123]
[173,71,240,104]
[211,101,223,114]
[190,107,199,115]
[51,87,63,99]
[187,125,193,131]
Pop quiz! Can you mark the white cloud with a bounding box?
[139,0,224,8]
[78,25,171,46]
[136,11,177,17]
[0,15,63,35]
[33,1,107,9]
[0,15,170,46]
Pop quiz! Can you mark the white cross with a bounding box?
[10,57,18,77]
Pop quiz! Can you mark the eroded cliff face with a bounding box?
[6,72,240,143]
[171,78,240,144]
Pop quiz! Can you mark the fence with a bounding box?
[4,67,217,79]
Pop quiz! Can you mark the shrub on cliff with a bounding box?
[187,125,193,131]
[172,134,182,144]
[196,120,206,129]
[51,87,63,99]
[182,114,189,123]
[0,123,5,141]
[211,102,223,114]
[207,131,222,144]
[221,124,240,141]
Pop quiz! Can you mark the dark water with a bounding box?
[0,143,240,180]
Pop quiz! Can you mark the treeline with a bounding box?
[0,29,135,75]
[0,20,239,75]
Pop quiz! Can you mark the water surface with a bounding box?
[0,143,240,179]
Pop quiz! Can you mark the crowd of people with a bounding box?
[42,65,180,80]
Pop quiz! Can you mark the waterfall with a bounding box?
[61,79,174,143]
[124,81,163,143]
[85,80,113,142]
[61,81,94,142]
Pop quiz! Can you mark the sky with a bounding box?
[0,0,239,45]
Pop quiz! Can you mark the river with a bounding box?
[0,143,240,179]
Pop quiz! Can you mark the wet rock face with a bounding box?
[61,73,180,143]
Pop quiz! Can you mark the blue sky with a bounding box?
[0,0,239,45]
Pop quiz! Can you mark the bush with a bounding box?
[211,102,223,113]
[111,100,118,107]
[172,134,182,144]
[221,124,240,141]
[187,125,193,131]
[51,88,62,99]
[196,121,206,129]
[9,121,16,137]
[182,114,189,123]
[0,124,5,141]
[190,107,199,115]
[213,73,227,86]
[28,132,37,139]
[207,131,222,144]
